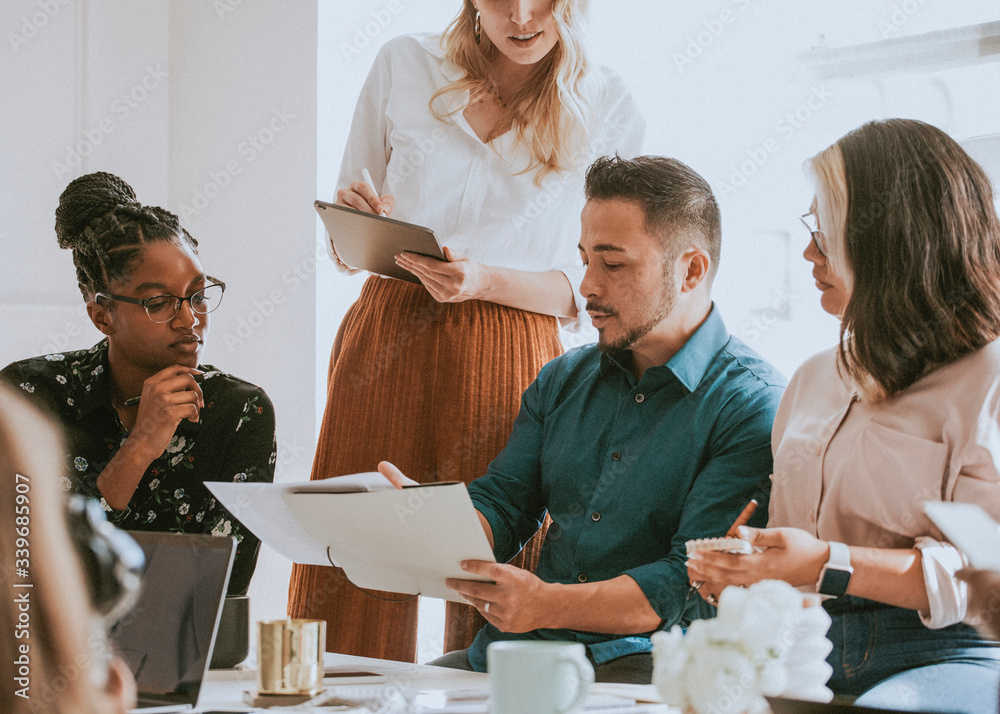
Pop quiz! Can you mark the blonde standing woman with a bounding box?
[288,0,644,660]
[1,385,137,714]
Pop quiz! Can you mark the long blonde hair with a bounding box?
[430,0,591,181]
[0,387,121,714]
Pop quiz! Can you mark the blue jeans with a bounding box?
[824,596,1000,713]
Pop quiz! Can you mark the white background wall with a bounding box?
[2,0,999,661]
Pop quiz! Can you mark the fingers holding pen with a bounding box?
[336,182,395,217]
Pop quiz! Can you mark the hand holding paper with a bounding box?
[207,472,495,603]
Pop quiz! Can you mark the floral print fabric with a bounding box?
[1,340,276,595]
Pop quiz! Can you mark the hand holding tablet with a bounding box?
[315,200,447,284]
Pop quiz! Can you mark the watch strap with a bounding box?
[816,541,853,597]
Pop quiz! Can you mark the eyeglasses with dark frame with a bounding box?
[95,281,226,324]
[799,212,828,258]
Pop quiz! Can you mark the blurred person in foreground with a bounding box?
[1,384,137,714]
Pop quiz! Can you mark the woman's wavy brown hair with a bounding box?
[430,0,591,183]
[815,119,1000,401]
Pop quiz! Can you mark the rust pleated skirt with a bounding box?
[287,276,563,662]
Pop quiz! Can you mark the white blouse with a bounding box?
[331,33,646,330]
[769,342,1000,628]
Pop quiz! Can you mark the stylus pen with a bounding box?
[686,498,759,600]
[361,168,388,217]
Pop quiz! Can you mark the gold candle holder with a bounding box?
[256,619,326,696]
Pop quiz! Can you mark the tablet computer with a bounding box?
[923,501,1000,571]
[314,200,447,283]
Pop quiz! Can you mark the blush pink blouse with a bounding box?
[769,342,1000,628]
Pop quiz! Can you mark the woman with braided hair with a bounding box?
[1,171,276,596]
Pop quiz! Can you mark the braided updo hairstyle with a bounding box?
[54,172,197,301]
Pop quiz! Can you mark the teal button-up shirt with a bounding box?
[466,306,786,670]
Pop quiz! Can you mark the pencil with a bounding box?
[687,498,759,601]
[725,499,758,537]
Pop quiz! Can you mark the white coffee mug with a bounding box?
[488,640,594,714]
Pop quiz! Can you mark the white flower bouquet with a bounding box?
[652,580,834,714]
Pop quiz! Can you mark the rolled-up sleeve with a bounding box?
[915,536,968,628]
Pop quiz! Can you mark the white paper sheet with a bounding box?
[206,475,496,601]
[206,472,393,567]
[284,482,495,602]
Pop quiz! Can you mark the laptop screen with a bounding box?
[110,532,235,710]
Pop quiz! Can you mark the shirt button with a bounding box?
[635,393,645,403]
[612,451,622,461]
[591,511,601,522]
[577,573,588,583]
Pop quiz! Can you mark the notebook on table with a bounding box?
[110,531,235,713]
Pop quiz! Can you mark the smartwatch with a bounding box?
[816,541,853,597]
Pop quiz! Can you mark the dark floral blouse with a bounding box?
[0,340,276,596]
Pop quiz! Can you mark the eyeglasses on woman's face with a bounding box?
[95,282,225,324]
[799,212,829,258]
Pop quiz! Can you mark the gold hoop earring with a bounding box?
[474,11,482,44]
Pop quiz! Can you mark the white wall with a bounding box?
[165,0,319,632]
[1,0,320,627]
[1,1,170,360]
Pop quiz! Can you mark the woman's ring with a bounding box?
[706,594,718,606]
[484,602,491,615]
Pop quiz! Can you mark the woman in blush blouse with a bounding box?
[687,119,1000,713]
[289,0,644,662]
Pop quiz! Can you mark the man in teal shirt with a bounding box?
[382,155,785,682]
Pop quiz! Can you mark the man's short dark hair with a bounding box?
[584,155,721,277]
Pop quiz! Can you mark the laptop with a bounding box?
[766,696,951,713]
[110,532,236,713]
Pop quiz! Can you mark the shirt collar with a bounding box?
[73,339,113,416]
[598,304,730,393]
[419,33,463,80]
